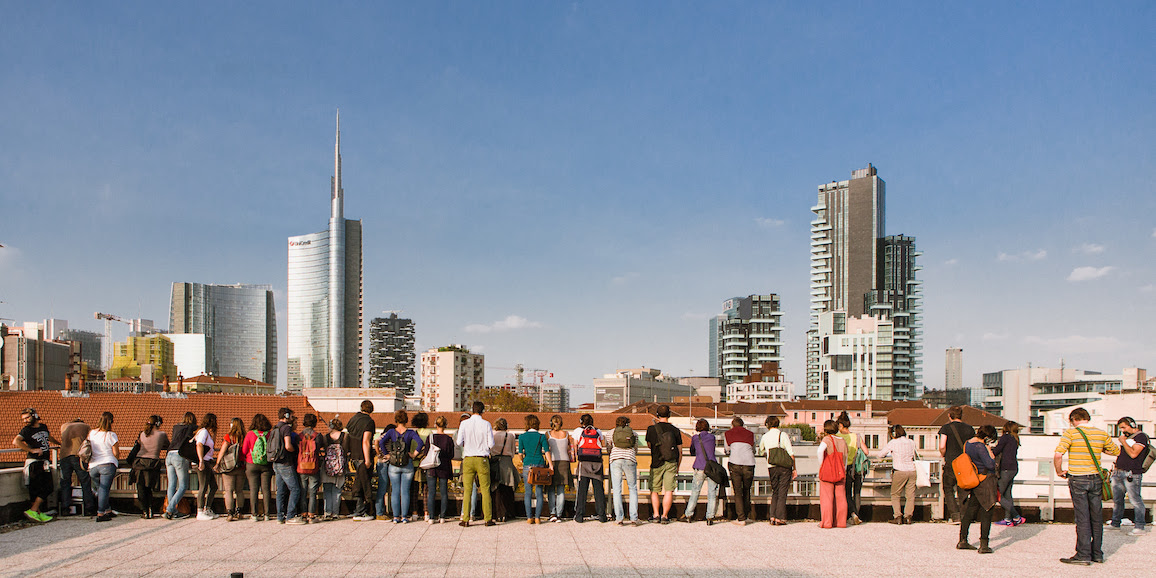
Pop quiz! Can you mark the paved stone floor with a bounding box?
[0,515,1147,577]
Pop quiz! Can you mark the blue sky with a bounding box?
[2,2,1154,400]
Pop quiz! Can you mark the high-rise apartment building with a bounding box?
[708,294,784,384]
[368,313,416,394]
[807,165,921,399]
[421,345,484,412]
[169,282,277,384]
[945,347,963,390]
[1,325,70,391]
[287,113,364,391]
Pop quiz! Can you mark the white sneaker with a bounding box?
[196,510,215,521]
[1129,528,1146,536]
[352,514,374,521]
[426,516,434,525]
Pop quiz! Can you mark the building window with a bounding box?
[919,435,925,449]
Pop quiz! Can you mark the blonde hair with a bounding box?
[550,415,564,431]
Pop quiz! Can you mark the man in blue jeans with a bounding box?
[1110,417,1149,536]
[1054,407,1120,565]
[272,408,304,524]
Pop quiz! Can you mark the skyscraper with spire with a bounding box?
[286,112,364,391]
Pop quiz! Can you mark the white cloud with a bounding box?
[755,217,785,228]
[1152,228,1156,238]
[1140,284,1155,293]
[1022,335,1126,354]
[1074,243,1105,255]
[464,315,543,334]
[611,272,640,285]
[1066,266,1114,281]
[982,332,1010,341]
[997,249,1047,262]
[944,258,959,266]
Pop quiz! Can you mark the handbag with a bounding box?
[914,450,932,488]
[528,466,553,486]
[420,434,442,470]
[765,431,795,469]
[125,435,142,467]
[1074,427,1113,501]
[696,434,728,486]
[78,439,93,471]
[818,435,846,483]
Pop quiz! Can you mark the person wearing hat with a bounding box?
[13,408,60,522]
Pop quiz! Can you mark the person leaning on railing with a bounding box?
[14,407,59,523]
[760,416,797,526]
[88,411,119,522]
[877,424,916,525]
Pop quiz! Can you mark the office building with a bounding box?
[540,384,571,413]
[287,113,364,391]
[945,347,963,390]
[368,313,416,394]
[169,282,277,383]
[421,345,484,412]
[593,367,684,411]
[1,325,70,391]
[812,311,894,401]
[164,333,210,378]
[983,366,1148,433]
[708,294,784,385]
[807,165,921,399]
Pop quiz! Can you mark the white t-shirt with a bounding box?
[195,428,215,461]
[87,430,119,468]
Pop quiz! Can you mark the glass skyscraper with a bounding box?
[169,282,277,384]
[286,112,363,391]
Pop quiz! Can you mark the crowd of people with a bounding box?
[11,402,1149,563]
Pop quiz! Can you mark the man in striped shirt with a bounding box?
[1053,407,1120,565]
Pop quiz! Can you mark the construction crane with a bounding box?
[94,312,132,373]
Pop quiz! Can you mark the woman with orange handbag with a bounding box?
[817,420,847,529]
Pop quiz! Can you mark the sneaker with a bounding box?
[173,511,191,520]
[34,511,52,523]
[96,512,113,522]
[23,509,39,522]
[352,515,374,521]
[648,516,659,523]
[660,517,671,525]
[286,517,306,525]
[1012,516,1026,526]
[439,518,448,524]
[1129,528,1145,536]
[427,517,435,525]
[376,515,389,521]
[251,514,261,522]
[995,519,1012,526]
[1059,557,1092,566]
[162,511,173,520]
[196,510,215,521]
[548,516,559,523]
[731,519,746,526]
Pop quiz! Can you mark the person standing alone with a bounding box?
[14,408,59,522]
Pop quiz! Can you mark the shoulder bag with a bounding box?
[818,435,846,484]
[1074,427,1112,501]
[697,434,728,486]
[765,430,795,469]
[419,434,442,470]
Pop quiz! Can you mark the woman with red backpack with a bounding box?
[570,414,607,523]
[817,420,848,529]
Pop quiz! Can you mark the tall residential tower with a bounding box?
[708,294,784,385]
[287,113,364,391]
[807,165,922,400]
[368,313,416,394]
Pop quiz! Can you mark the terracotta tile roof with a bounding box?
[886,405,1007,428]
[183,374,273,387]
[0,391,318,458]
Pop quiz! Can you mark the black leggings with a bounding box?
[246,463,273,516]
[197,461,217,510]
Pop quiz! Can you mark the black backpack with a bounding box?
[386,433,410,467]
[266,424,286,463]
[656,423,680,462]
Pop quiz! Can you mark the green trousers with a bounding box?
[461,456,492,522]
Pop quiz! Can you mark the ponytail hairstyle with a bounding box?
[550,415,564,431]
[144,414,163,436]
[182,411,197,426]
[97,411,114,432]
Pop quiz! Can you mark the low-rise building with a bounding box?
[594,367,684,411]
[983,366,1148,433]
[1041,391,1156,436]
[726,362,792,403]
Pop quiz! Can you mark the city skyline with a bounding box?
[1,4,1154,402]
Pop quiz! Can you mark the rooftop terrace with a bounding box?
[0,515,1148,577]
